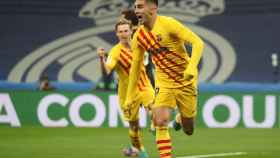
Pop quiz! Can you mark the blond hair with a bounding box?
[114,18,132,31]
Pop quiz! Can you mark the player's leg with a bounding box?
[180,116,195,135]
[123,119,149,158]
[153,107,172,158]
[123,120,143,157]
[172,113,182,131]
[128,120,144,150]
[129,120,150,158]
[148,109,155,135]
[176,87,197,135]
[122,98,147,157]
[143,103,156,135]
[153,87,176,158]
[125,91,153,158]
[172,113,194,135]
[140,88,155,135]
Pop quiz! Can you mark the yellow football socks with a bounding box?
[156,127,172,158]
[129,129,144,151]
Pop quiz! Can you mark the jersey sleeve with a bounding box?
[105,47,119,71]
[125,32,145,105]
[168,17,204,75]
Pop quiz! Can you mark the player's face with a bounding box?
[134,0,152,24]
[116,24,132,43]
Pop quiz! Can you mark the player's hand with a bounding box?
[97,47,106,58]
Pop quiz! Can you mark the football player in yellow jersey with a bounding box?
[98,19,154,158]
[124,0,204,157]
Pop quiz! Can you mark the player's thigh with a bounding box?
[121,98,142,122]
[139,88,155,109]
[176,89,197,118]
[153,87,176,110]
[176,90,197,134]
[152,87,176,126]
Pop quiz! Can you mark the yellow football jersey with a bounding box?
[106,43,153,106]
[126,15,204,102]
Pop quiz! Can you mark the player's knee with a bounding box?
[181,117,195,135]
[183,128,194,136]
[152,107,171,127]
[154,117,169,127]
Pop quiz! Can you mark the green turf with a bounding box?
[0,127,279,158]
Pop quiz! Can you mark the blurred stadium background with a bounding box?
[1,0,280,158]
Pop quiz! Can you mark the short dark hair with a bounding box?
[147,0,158,6]
[121,9,138,26]
[114,19,132,31]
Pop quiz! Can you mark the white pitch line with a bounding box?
[177,152,247,158]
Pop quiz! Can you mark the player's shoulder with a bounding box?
[132,25,144,42]
[109,43,122,56]
[158,15,189,30]
[158,15,179,23]
[133,25,144,36]
[159,15,173,20]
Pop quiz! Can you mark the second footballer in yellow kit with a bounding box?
[98,19,154,158]
[125,0,204,157]
[105,42,154,119]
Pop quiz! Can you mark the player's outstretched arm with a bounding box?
[97,47,113,75]
[183,31,204,80]
[168,17,204,80]
[124,44,144,108]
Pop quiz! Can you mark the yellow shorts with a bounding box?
[121,88,154,121]
[153,85,197,118]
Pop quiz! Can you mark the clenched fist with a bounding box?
[97,47,106,58]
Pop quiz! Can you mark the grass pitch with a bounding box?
[0,127,279,158]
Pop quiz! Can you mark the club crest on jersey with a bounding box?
[156,34,162,42]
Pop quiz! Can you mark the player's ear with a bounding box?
[150,4,157,14]
[150,2,158,10]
